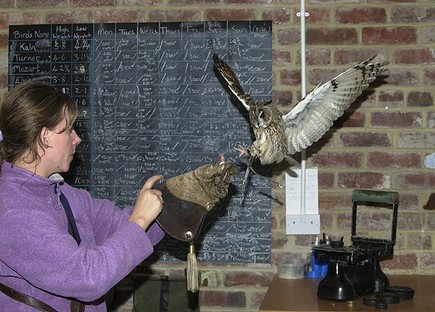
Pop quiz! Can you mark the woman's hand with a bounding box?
[128,175,164,230]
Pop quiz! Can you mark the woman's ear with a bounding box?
[40,127,51,147]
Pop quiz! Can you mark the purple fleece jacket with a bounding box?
[0,161,165,311]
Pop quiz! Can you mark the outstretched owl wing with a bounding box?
[283,54,388,155]
[213,53,256,110]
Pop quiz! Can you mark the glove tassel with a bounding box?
[187,242,199,293]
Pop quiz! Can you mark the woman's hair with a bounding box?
[0,80,78,171]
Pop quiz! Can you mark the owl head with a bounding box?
[249,100,277,129]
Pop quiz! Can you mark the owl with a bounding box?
[213,53,388,166]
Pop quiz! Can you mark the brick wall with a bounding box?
[1,1,434,311]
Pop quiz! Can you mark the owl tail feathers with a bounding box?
[285,155,299,166]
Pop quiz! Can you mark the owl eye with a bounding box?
[259,107,273,128]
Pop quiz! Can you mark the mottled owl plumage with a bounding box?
[213,53,388,166]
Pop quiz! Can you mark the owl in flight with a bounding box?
[213,53,388,167]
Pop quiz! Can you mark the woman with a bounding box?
[0,81,165,311]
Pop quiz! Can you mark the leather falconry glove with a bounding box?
[155,160,238,292]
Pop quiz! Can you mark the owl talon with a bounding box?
[235,145,251,158]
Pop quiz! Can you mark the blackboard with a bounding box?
[8,21,273,263]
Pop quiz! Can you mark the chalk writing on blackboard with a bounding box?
[8,21,273,263]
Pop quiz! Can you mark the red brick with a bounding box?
[304,8,330,24]
[399,193,420,211]
[306,28,358,45]
[367,152,421,169]
[336,212,353,228]
[394,48,435,64]
[371,111,422,128]
[353,211,394,231]
[121,0,163,4]
[272,49,291,66]
[224,271,273,287]
[278,212,286,230]
[407,232,432,250]
[277,28,300,45]
[386,68,419,86]
[199,270,220,287]
[294,234,317,247]
[205,8,255,21]
[72,0,115,6]
[421,26,435,44]
[318,172,334,188]
[408,91,433,107]
[378,90,404,108]
[319,212,333,229]
[95,10,143,22]
[335,48,386,65]
[261,8,291,24]
[424,68,435,85]
[398,132,435,148]
[297,48,331,66]
[382,253,418,270]
[271,214,278,230]
[396,172,435,189]
[0,12,7,28]
[8,12,40,25]
[362,27,417,45]
[395,233,405,250]
[18,0,67,8]
[337,172,391,189]
[0,0,13,8]
[312,152,363,168]
[335,111,366,128]
[271,233,288,249]
[339,132,391,147]
[392,6,435,23]
[336,7,386,24]
[45,11,93,23]
[398,212,423,230]
[421,253,435,270]
[280,69,301,86]
[318,193,351,210]
[149,10,198,23]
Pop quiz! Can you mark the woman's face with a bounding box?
[43,115,81,176]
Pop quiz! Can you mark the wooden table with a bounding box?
[259,275,435,312]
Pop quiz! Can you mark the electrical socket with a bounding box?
[286,214,320,235]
